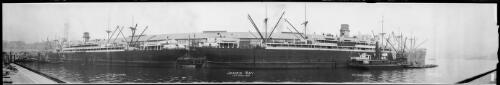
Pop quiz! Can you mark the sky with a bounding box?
[2,3,498,59]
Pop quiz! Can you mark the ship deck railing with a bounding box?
[266,43,379,51]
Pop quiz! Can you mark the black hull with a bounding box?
[46,49,188,66]
[195,48,388,68]
[44,48,393,68]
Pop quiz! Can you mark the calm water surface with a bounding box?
[19,58,497,83]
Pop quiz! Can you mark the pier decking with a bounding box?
[6,64,59,84]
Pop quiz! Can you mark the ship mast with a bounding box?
[106,10,111,42]
[107,26,119,44]
[302,3,308,39]
[106,30,111,42]
[46,36,50,51]
[380,16,385,50]
[64,22,70,47]
[129,15,137,47]
[264,3,268,42]
[129,24,138,47]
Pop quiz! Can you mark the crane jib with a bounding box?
[247,15,265,41]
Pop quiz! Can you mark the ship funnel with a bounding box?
[83,32,90,43]
[340,24,350,37]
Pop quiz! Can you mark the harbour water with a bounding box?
[18,57,496,83]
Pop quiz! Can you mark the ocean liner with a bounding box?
[194,27,395,68]
[191,14,401,68]
[46,24,188,66]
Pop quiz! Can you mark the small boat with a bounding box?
[175,48,206,68]
[347,53,405,69]
[348,61,405,69]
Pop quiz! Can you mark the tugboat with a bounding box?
[347,41,438,69]
[175,52,206,68]
[347,42,405,69]
[347,53,405,69]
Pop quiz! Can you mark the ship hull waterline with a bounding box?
[45,48,394,69]
[196,48,395,68]
[46,49,188,67]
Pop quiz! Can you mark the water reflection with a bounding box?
[19,59,496,83]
